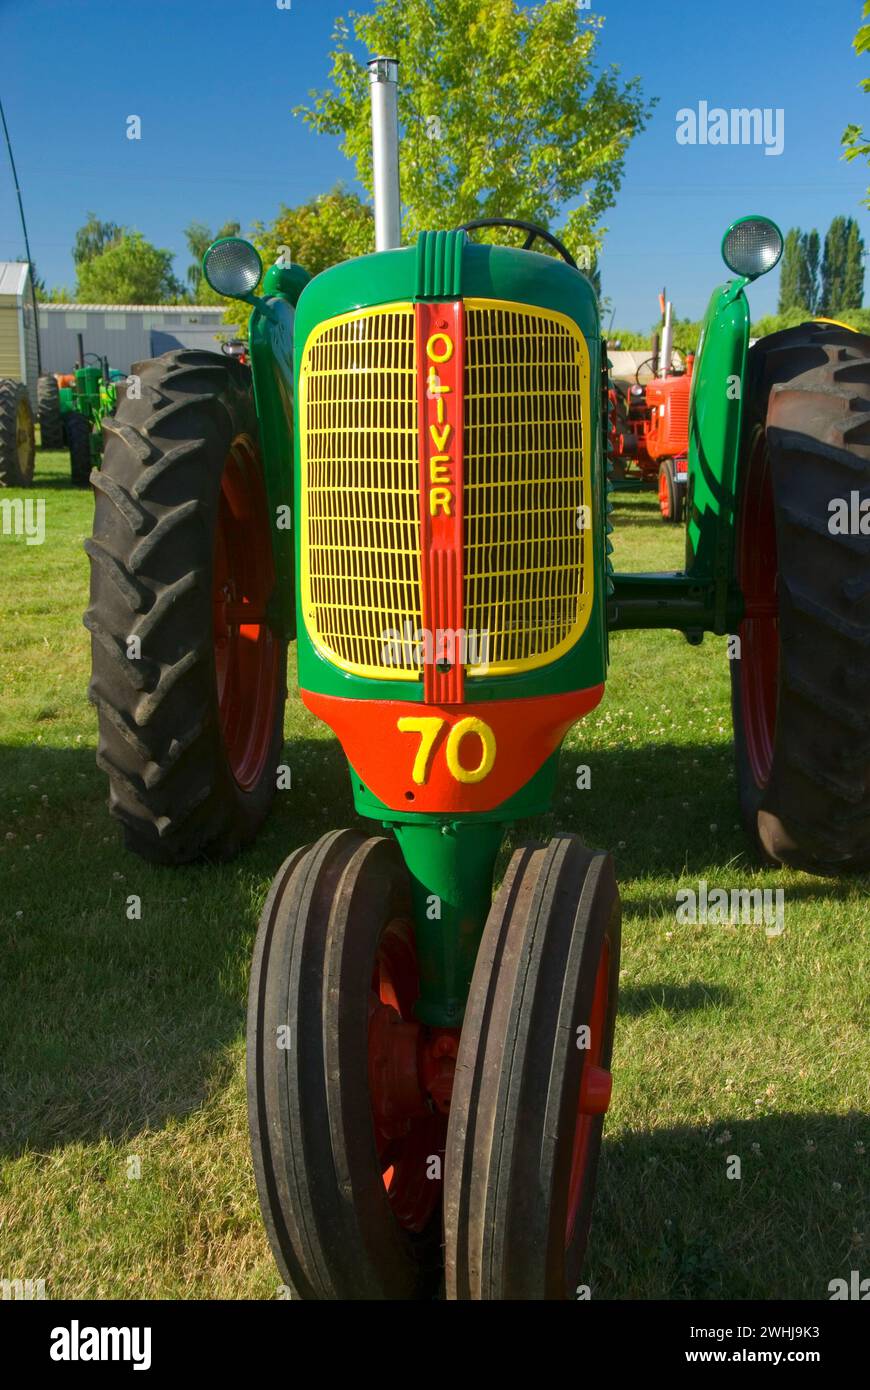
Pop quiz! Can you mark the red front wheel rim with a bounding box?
[658,468,671,517]
[565,938,612,1247]
[368,919,449,1234]
[212,434,280,791]
[737,429,779,789]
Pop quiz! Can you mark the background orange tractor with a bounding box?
[608,294,695,523]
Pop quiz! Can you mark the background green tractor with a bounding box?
[49,335,124,486]
[85,60,870,1300]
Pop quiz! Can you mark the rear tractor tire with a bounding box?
[84,348,287,865]
[0,379,35,487]
[65,410,92,487]
[732,322,870,874]
[37,373,64,448]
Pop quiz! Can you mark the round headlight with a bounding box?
[721,217,783,280]
[203,237,263,298]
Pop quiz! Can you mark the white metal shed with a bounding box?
[37,303,239,375]
[0,261,39,408]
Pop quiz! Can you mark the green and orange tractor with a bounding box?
[50,337,124,485]
[85,58,870,1299]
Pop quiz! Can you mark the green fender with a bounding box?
[684,277,752,632]
[246,263,311,640]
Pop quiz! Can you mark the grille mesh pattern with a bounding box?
[302,307,422,674]
[463,302,587,668]
[301,300,589,677]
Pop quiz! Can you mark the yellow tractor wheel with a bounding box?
[0,379,35,486]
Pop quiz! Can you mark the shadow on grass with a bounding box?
[0,729,864,1161]
[587,1111,869,1299]
[30,476,92,493]
[0,736,352,1158]
[531,739,870,896]
[610,509,674,529]
[618,983,736,1017]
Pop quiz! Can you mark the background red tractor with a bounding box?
[609,295,695,523]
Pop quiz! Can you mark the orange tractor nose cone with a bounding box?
[579,1063,613,1115]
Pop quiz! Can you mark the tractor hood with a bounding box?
[294,231,600,346]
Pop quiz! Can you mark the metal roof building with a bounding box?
[37,302,239,375]
[0,261,39,407]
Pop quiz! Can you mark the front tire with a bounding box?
[84,349,287,865]
[444,835,620,1300]
[247,830,444,1300]
[732,323,870,874]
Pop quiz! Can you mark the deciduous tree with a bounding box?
[295,0,654,262]
[73,213,123,266]
[75,231,185,304]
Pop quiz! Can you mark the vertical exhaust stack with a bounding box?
[367,56,401,251]
[659,300,674,378]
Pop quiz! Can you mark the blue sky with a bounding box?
[0,0,866,328]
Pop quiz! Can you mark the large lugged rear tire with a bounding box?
[85,349,287,865]
[65,410,92,487]
[0,379,35,486]
[37,374,64,448]
[732,323,870,874]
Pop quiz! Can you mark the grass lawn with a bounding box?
[0,450,867,1300]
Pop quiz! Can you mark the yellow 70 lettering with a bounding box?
[396,715,497,786]
[396,717,444,786]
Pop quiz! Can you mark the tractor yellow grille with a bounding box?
[463,299,590,671]
[300,299,592,680]
[300,304,422,677]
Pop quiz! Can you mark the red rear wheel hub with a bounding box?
[212,435,279,790]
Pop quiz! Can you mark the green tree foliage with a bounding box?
[669,317,704,355]
[75,231,185,304]
[613,307,870,351]
[25,261,46,299]
[843,218,866,308]
[606,328,649,351]
[184,219,241,298]
[606,317,702,358]
[841,1,870,207]
[751,306,820,338]
[779,219,863,315]
[250,185,373,279]
[821,216,848,312]
[198,187,374,330]
[295,0,654,262]
[751,306,870,337]
[820,215,865,313]
[798,229,820,313]
[73,213,123,267]
[777,228,804,312]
